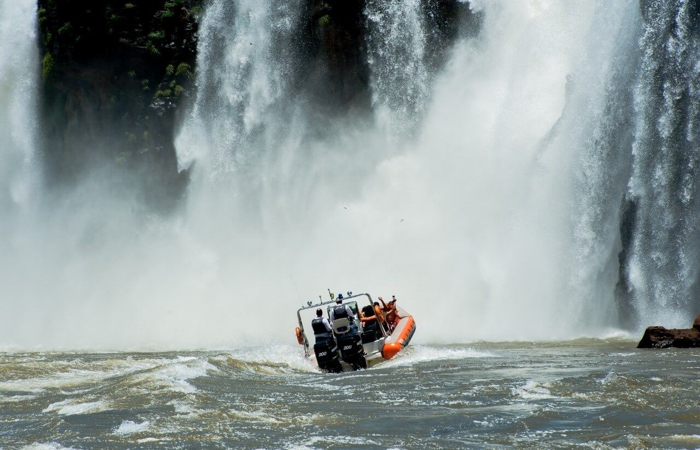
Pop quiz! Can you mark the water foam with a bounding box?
[43,399,111,416]
[226,345,318,374]
[380,345,496,369]
[140,357,216,394]
[21,444,75,450]
[113,420,151,436]
[511,380,554,400]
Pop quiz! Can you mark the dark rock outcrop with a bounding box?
[637,314,700,348]
[38,0,203,210]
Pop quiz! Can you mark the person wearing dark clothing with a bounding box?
[330,299,358,334]
[311,308,333,344]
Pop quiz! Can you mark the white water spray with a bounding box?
[365,0,429,135]
[2,0,699,349]
[0,0,39,211]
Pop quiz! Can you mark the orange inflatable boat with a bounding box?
[295,292,416,372]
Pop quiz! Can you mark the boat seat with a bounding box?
[361,318,381,343]
[333,317,351,335]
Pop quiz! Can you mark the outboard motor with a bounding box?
[314,340,342,373]
[312,317,342,373]
[337,333,366,370]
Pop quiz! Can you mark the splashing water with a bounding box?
[365,0,430,136]
[0,0,39,210]
[1,0,700,348]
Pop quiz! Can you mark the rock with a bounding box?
[637,314,700,348]
[693,313,700,330]
[38,0,202,211]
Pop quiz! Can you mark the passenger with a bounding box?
[367,301,387,333]
[329,298,357,333]
[375,297,391,331]
[385,297,404,333]
[377,296,388,311]
[311,308,333,344]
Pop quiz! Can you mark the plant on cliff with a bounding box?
[146,40,160,56]
[42,53,55,83]
[175,62,192,78]
[148,30,165,40]
[58,22,72,36]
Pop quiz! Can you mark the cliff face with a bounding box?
[39,0,202,208]
[38,0,476,209]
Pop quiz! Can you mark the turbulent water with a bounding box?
[3,341,700,448]
[5,0,700,446]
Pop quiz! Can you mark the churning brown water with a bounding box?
[2,340,699,448]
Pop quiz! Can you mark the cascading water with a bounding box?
[364,0,430,135]
[0,0,39,212]
[4,0,700,349]
[175,0,633,341]
[625,0,700,328]
[176,0,303,178]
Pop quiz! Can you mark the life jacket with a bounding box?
[312,318,331,338]
[333,304,349,320]
[374,304,385,322]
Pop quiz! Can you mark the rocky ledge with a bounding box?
[637,314,700,348]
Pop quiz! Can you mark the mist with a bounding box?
[2,0,694,350]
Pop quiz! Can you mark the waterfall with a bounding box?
[5,0,700,349]
[625,0,700,327]
[365,0,430,136]
[176,0,303,177]
[0,0,39,211]
[175,0,639,341]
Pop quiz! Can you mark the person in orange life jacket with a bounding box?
[363,300,388,333]
[385,296,404,333]
[377,296,389,318]
[311,308,333,344]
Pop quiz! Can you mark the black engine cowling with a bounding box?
[314,340,342,373]
[337,334,366,369]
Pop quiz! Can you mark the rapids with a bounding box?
[3,342,700,447]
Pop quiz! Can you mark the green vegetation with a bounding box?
[190,5,202,19]
[37,0,205,181]
[58,22,72,36]
[318,15,330,27]
[148,30,165,40]
[146,40,160,56]
[175,62,192,78]
[42,53,55,83]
